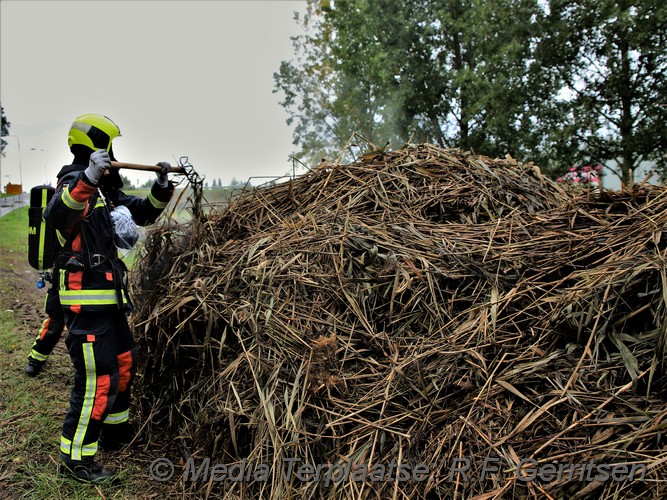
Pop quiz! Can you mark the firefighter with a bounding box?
[23,288,65,376]
[43,114,174,483]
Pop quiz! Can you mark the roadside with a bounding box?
[0,193,28,218]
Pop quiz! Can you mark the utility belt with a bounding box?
[55,252,131,311]
[57,251,118,272]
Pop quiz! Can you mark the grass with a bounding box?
[0,207,29,253]
[0,208,170,499]
[0,186,235,498]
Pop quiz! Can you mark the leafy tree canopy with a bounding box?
[275,0,666,184]
[1,104,10,157]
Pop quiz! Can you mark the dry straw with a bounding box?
[132,144,667,499]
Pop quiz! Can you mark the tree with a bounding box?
[420,0,544,158]
[535,0,667,184]
[120,174,135,190]
[274,0,425,165]
[275,0,544,167]
[275,0,666,183]
[1,104,10,157]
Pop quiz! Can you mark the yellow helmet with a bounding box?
[68,114,121,152]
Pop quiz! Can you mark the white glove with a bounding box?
[156,161,171,187]
[84,149,111,185]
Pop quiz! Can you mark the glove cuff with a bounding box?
[83,166,100,185]
[156,178,168,188]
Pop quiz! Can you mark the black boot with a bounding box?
[23,358,44,377]
[100,422,145,451]
[59,457,115,484]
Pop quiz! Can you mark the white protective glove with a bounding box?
[156,161,171,187]
[84,149,111,185]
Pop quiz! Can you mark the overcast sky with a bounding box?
[1,0,307,190]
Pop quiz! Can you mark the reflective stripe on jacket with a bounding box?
[44,164,173,313]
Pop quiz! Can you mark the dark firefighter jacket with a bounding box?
[43,162,174,313]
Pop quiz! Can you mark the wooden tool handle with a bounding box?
[110,161,185,173]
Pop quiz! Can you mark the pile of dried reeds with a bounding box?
[132,144,667,499]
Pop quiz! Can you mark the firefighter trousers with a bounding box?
[28,287,65,363]
[60,309,137,462]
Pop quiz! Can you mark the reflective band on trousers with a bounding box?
[71,342,96,461]
[104,409,129,424]
[60,436,98,457]
[59,289,128,306]
[30,349,48,362]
